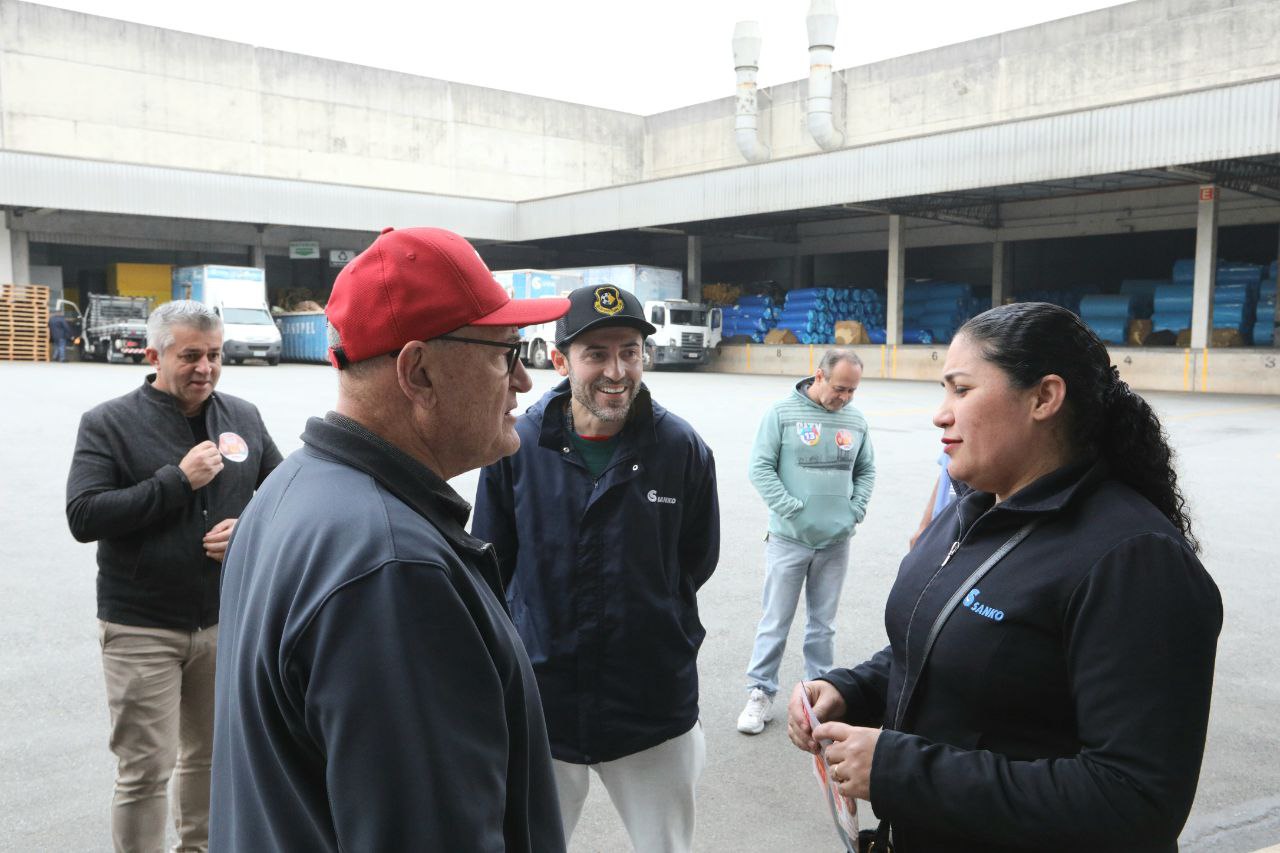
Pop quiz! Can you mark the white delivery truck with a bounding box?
[640,298,723,367]
[172,265,282,365]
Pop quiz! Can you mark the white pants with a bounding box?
[552,722,706,853]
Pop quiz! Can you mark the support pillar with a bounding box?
[991,240,1012,309]
[10,229,30,285]
[686,236,702,302]
[791,255,814,291]
[1190,185,1217,350]
[250,225,267,270]
[0,221,13,284]
[886,214,906,346]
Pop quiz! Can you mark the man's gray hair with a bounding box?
[818,348,863,375]
[147,300,222,354]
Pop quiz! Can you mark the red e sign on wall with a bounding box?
[1199,186,1217,202]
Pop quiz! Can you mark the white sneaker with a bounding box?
[736,688,774,734]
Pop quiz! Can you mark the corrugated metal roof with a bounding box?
[515,77,1280,240]
[0,152,517,240]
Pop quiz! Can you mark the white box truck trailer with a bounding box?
[172,266,282,365]
[546,266,722,367]
[498,265,723,369]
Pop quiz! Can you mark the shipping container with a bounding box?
[278,312,329,364]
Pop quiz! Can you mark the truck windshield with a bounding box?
[222,308,275,325]
[668,309,707,326]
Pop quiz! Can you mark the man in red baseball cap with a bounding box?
[211,227,569,852]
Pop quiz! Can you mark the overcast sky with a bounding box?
[42,0,1127,114]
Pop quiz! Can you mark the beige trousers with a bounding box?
[99,620,217,853]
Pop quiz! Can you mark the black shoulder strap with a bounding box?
[891,516,1044,731]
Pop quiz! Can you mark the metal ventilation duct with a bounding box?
[806,0,844,150]
[732,20,771,163]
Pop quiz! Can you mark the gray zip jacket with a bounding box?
[66,375,281,629]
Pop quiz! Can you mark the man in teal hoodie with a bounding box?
[737,349,875,734]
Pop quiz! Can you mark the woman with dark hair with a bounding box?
[788,302,1221,853]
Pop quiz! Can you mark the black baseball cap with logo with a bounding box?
[555,284,657,349]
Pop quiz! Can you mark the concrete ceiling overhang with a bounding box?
[3,78,1279,252]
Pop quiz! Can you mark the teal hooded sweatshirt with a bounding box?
[748,377,875,549]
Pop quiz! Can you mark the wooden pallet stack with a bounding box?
[0,284,52,362]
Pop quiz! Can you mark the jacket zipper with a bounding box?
[890,501,985,726]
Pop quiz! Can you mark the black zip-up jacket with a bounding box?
[211,414,564,852]
[822,461,1221,853]
[66,376,281,630]
[473,381,720,764]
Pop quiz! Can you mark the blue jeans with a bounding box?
[745,535,851,697]
[53,339,67,362]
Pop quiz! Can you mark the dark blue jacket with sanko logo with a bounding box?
[821,460,1221,853]
[474,381,720,764]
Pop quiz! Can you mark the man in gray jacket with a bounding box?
[737,348,875,735]
[66,300,281,852]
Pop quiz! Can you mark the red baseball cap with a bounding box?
[325,226,570,367]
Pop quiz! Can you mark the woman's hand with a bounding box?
[787,680,848,753]
[813,723,881,801]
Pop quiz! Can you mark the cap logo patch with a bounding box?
[593,286,624,317]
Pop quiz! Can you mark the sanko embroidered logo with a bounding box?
[647,490,678,505]
[963,588,1005,622]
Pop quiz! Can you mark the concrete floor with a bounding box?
[0,360,1277,852]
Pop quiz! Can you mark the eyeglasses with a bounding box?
[390,334,522,375]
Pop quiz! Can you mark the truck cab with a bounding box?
[643,299,722,367]
[216,304,281,365]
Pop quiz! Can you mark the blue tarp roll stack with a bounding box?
[1166,258,1264,340]
[1214,264,1261,340]
[774,286,888,344]
[723,295,780,343]
[1118,280,1164,319]
[1152,282,1193,334]
[1255,279,1276,346]
[1079,294,1134,344]
[776,287,841,344]
[833,288,886,333]
[901,281,985,344]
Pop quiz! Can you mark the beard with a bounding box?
[568,370,638,423]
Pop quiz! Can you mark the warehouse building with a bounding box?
[0,0,1277,392]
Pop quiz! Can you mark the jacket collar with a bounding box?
[302,413,486,558]
[953,458,1106,533]
[141,373,214,416]
[533,379,660,453]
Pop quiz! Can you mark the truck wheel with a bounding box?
[267,356,279,366]
[131,355,144,364]
[529,341,550,370]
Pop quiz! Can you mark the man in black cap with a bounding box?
[474,283,720,853]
